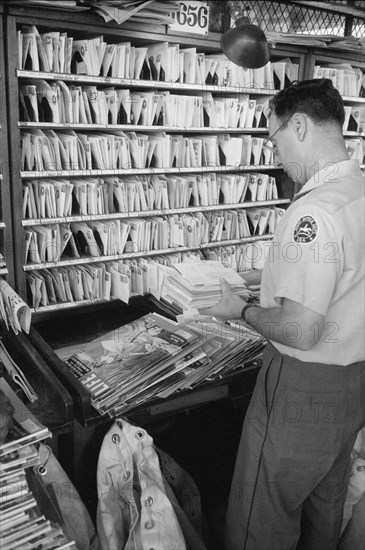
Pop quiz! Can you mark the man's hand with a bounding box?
[239,269,262,288]
[0,390,14,445]
[200,279,248,321]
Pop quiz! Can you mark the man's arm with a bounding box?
[203,279,325,351]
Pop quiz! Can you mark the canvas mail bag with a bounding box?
[96,418,187,550]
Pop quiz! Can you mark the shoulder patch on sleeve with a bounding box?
[293,215,318,243]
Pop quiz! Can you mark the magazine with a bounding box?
[56,313,198,406]
[0,444,39,475]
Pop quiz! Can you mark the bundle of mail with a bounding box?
[56,309,265,417]
[114,318,265,416]
[266,30,365,55]
[159,260,250,316]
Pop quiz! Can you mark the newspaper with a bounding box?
[93,0,155,24]
[0,278,31,335]
[91,0,179,25]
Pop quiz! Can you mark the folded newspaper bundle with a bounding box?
[0,279,35,402]
[0,278,31,335]
[84,0,180,26]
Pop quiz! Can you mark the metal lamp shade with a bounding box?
[221,21,270,69]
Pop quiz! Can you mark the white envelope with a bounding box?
[256,174,269,201]
[102,43,116,77]
[110,269,130,304]
[237,210,250,238]
[71,222,100,257]
[247,174,258,201]
[241,136,252,166]
[251,137,264,165]
[66,267,84,301]
[245,100,256,128]
[42,268,58,303]
[20,84,39,122]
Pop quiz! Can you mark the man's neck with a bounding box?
[304,142,350,183]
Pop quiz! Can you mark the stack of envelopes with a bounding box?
[160,260,249,312]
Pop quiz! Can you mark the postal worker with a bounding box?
[204,79,365,550]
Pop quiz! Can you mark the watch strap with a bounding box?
[241,304,255,322]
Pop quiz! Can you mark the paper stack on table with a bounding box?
[56,312,201,412]
[55,309,265,417]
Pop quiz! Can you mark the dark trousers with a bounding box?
[224,344,365,550]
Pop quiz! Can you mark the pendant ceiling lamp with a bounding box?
[221,7,270,69]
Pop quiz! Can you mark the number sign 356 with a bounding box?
[169,1,210,35]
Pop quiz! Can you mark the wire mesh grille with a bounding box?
[352,17,365,38]
[207,0,360,36]
[207,0,227,32]
[225,1,346,35]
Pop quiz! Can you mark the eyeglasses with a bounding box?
[263,117,291,154]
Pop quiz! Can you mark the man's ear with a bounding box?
[291,112,307,141]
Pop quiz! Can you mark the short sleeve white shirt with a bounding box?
[260,160,365,365]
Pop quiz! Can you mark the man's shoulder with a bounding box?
[298,176,364,216]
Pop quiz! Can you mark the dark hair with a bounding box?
[269,78,345,127]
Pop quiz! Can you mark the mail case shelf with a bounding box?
[3,2,362,432]
[1,3,321,316]
[1,5,363,469]
[23,233,274,272]
[22,198,291,227]
[17,122,365,134]
[15,68,365,109]
[17,69,278,94]
[20,165,281,178]
[18,123,271,133]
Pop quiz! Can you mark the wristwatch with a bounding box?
[241,304,255,322]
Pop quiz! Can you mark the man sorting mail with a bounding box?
[204,79,365,550]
